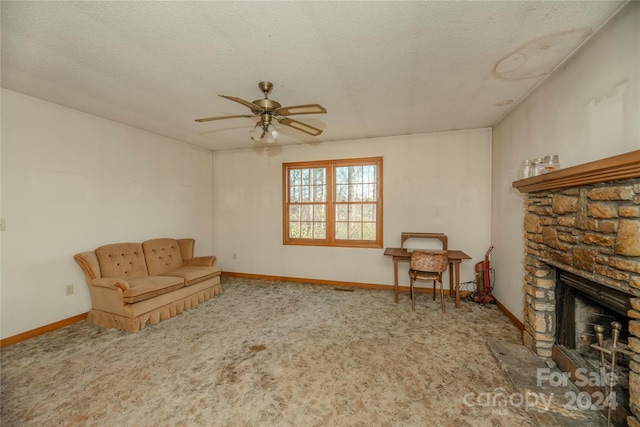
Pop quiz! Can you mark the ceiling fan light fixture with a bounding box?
[265,124,278,144]
[250,124,265,140]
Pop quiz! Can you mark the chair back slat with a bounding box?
[410,250,448,272]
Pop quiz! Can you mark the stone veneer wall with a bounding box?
[521,178,640,424]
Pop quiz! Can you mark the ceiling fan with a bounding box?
[195,81,327,143]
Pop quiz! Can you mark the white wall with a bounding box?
[491,3,640,320]
[213,129,492,289]
[0,89,215,339]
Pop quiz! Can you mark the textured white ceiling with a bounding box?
[1,1,626,151]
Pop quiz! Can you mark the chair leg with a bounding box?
[432,281,436,301]
[410,278,415,311]
[439,279,445,314]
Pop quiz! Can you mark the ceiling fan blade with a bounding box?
[219,95,263,113]
[195,114,254,122]
[274,104,327,116]
[278,117,323,136]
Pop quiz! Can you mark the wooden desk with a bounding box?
[384,248,471,309]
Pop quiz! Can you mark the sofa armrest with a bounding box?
[74,251,101,282]
[177,238,195,260]
[90,277,131,291]
[86,278,129,315]
[184,256,216,267]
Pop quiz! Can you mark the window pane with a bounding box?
[335,222,348,239]
[314,205,326,221]
[362,204,376,221]
[336,184,348,202]
[348,222,362,240]
[313,222,326,239]
[290,169,301,186]
[349,204,362,221]
[362,222,376,240]
[335,166,348,185]
[301,205,313,221]
[289,221,300,238]
[336,204,348,221]
[363,165,376,183]
[349,166,362,184]
[289,205,301,221]
[301,185,310,202]
[313,168,325,186]
[300,222,313,238]
[313,185,325,202]
[302,169,310,185]
[290,185,300,203]
[352,183,359,201]
[363,184,376,201]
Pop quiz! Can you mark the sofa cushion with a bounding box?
[162,265,221,287]
[95,243,148,280]
[123,275,185,304]
[142,238,184,276]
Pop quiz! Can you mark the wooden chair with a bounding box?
[408,250,449,313]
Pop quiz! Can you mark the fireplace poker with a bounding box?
[594,324,606,376]
[607,321,622,427]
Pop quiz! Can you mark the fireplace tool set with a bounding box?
[591,321,631,426]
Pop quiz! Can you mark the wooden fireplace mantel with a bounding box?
[512,150,640,193]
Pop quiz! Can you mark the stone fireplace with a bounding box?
[513,150,640,426]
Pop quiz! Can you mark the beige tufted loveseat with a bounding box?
[74,238,221,333]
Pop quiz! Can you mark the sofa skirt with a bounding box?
[87,279,222,333]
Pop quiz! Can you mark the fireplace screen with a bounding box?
[556,270,631,353]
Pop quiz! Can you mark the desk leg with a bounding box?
[455,261,461,309]
[449,262,454,298]
[393,258,399,303]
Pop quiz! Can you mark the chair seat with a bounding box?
[409,269,441,281]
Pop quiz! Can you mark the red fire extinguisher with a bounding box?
[474,246,495,304]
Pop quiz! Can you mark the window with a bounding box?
[283,157,383,248]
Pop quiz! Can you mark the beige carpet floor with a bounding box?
[1,276,537,427]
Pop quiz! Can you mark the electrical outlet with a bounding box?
[65,284,74,296]
[233,253,237,260]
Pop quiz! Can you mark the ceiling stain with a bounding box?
[493,28,592,81]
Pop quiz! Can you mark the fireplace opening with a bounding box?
[554,269,631,424]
